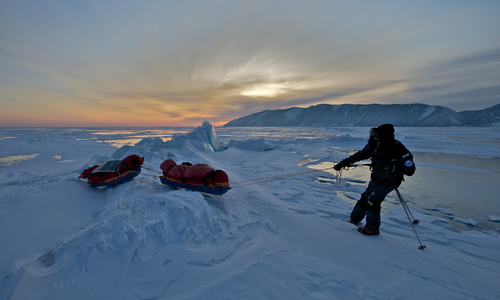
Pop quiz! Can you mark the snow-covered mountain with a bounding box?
[224,103,500,127]
[459,103,500,126]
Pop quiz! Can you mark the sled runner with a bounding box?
[80,155,144,187]
[159,159,231,196]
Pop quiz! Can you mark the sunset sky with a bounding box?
[1,1,499,127]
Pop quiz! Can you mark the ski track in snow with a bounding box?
[1,126,500,299]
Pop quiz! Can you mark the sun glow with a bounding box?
[240,83,291,98]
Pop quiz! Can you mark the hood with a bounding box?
[375,124,395,142]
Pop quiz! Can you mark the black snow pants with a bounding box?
[350,175,402,231]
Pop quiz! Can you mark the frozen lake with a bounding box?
[1,126,498,231]
[1,125,500,299]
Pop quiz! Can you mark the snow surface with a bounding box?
[1,125,500,299]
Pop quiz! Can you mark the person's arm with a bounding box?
[334,144,371,170]
[396,142,415,176]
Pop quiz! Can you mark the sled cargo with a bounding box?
[159,159,231,196]
[80,155,144,187]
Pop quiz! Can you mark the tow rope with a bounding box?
[129,167,163,178]
[335,163,371,185]
[136,165,342,189]
[230,166,336,188]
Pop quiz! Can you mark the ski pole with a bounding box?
[391,180,426,250]
[393,184,419,225]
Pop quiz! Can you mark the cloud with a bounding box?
[404,45,500,110]
[1,1,500,126]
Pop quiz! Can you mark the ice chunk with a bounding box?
[452,217,480,227]
[165,121,223,152]
[487,215,500,223]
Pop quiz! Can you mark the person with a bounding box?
[334,124,415,235]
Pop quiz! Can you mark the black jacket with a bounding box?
[345,139,415,180]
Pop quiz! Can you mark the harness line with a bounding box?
[143,167,163,174]
[335,163,371,185]
[230,166,336,188]
[136,165,341,189]
[129,170,161,178]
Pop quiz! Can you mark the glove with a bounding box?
[334,159,350,171]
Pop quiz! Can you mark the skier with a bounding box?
[334,124,415,235]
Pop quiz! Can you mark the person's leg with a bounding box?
[365,209,381,232]
[349,196,366,225]
[362,178,401,232]
[349,180,377,224]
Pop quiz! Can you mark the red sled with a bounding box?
[159,159,231,196]
[80,155,144,187]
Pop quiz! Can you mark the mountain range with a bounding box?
[223,103,500,127]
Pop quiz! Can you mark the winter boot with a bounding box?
[347,219,359,226]
[357,226,380,235]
